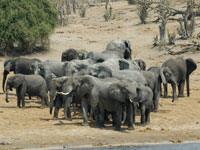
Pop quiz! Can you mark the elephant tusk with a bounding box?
[56,91,70,95]
[129,98,133,103]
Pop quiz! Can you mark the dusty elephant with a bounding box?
[5,74,48,108]
[2,57,41,92]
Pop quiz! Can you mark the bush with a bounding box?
[127,0,138,5]
[0,0,57,56]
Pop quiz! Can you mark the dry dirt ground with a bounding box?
[0,1,200,149]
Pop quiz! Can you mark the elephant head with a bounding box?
[108,81,138,103]
[185,58,197,97]
[88,65,112,78]
[160,67,176,84]
[49,76,69,114]
[5,74,26,103]
[105,40,132,60]
[134,59,146,70]
[2,59,15,92]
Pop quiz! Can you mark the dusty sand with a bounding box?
[0,1,200,149]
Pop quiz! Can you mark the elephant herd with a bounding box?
[2,40,197,131]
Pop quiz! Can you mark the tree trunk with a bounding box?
[66,0,71,15]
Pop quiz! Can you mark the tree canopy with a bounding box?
[0,0,57,56]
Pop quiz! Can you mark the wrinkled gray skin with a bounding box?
[61,48,88,62]
[49,76,69,118]
[86,58,140,75]
[139,71,160,111]
[88,40,132,62]
[62,59,95,76]
[134,59,146,70]
[136,85,153,125]
[98,81,139,131]
[31,60,65,90]
[148,66,177,102]
[3,57,41,92]
[88,65,147,86]
[32,59,95,90]
[162,57,197,99]
[5,74,48,108]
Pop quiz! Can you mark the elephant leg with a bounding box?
[140,103,145,125]
[163,83,168,98]
[127,103,134,130]
[64,100,72,120]
[40,96,46,108]
[153,90,159,112]
[81,99,89,126]
[98,103,105,128]
[114,104,122,131]
[54,99,62,119]
[21,95,25,108]
[111,112,116,127]
[132,102,137,124]
[178,81,185,97]
[16,88,21,108]
[122,106,127,125]
[171,83,177,102]
[145,107,151,124]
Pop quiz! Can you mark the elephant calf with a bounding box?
[5,74,48,108]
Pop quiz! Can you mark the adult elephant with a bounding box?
[5,74,48,108]
[2,57,41,92]
[103,40,132,60]
[61,48,88,62]
[148,66,177,102]
[88,40,132,62]
[161,57,197,99]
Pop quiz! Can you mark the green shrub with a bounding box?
[0,0,57,56]
[127,0,138,5]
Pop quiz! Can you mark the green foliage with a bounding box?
[0,0,57,56]
[127,0,139,5]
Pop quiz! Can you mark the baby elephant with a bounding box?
[5,74,48,108]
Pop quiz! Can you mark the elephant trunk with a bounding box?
[5,89,9,103]
[49,92,55,114]
[171,82,176,102]
[160,67,167,84]
[186,75,190,97]
[2,71,9,92]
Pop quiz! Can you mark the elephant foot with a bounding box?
[82,122,89,126]
[128,126,135,130]
[114,127,121,131]
[52,117,58,120]
[178,94,184,97]
[63,117,72,121]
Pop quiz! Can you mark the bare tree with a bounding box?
[66,0,71,15]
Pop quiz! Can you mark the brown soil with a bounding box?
[0,1,200,149]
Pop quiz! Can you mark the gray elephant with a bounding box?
[161,57,197,99]
[98,81,139,131]
[5,74,48,108]
[61,48,88,62]
[136,85,153,125]
[3,57,41,92]
[148,66,177,102]
[88,40,132,62]
[134,59,146,70]
[103,40,132,60]
[49,76,69,118]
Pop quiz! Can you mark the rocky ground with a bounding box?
[0,1,200,149]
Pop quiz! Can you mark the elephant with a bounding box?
[32,59,95,90]
[49,76,69,118]
[103,40,132,60]
[87,40,132,62]
[98,81,139,131]
[61,48,88,62]
[5,74,48,108]
[161,57,197,99]
[2,57,41,92]
[148,66,177,102]
[136,85,153,125]
[134,59,146,70]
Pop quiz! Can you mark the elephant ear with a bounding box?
[119,60,129,70]
[186,58,197,76]
[79,77,94,97]
[108,84,126,103]
[13,75,26,88]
